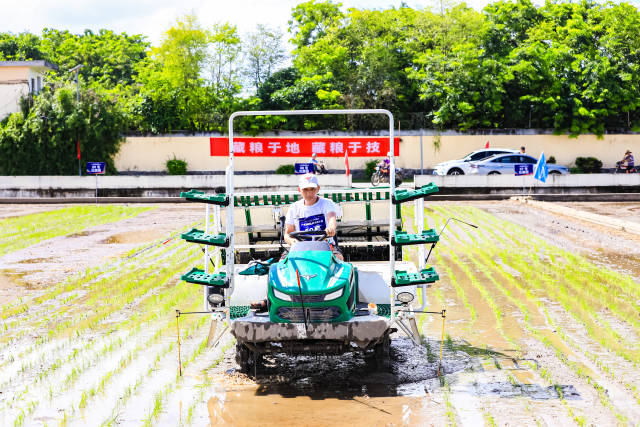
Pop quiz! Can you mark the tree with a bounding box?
[208,23,242,95]
[244,24,286,91]
[288,0,344,50]
[0,86,125,175]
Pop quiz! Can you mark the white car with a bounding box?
[432,148,519,175]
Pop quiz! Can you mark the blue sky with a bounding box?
[1,0,496,46]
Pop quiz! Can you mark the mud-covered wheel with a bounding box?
[236,342,251,373]
[236,342,263,374]
[374,336,391,371]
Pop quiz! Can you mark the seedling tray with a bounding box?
[392,267,439,287]
[392,183,439,204]
[392,229,439,246]
[181,268,229,287]
[180,189,229,206]
[181,228,229,247]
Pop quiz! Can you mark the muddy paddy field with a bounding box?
[1,201,639,426]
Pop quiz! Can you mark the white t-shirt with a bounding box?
[285,197,340,233]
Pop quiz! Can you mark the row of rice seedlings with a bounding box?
[471,207,640,324]
[427,206,628,423]
[0,236,180,337]
[441,206,640,359]
[8,259,206,425]
[1,244,198,398]
[0,205,153,256]
[180,338,236,426]
[460,210,633,421]
[71,305,207,420]
[98,320,202,427]
[4,240,190,350]
[139,319,211,427]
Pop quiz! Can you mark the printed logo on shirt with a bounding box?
[298,213,326,231]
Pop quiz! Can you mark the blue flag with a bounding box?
[534,152,549,183]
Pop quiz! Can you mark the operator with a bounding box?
[250,174,342,312]
[377,152,391,176]
[310,153,327,174]
[284,173,343,260]
[621,149,634,172]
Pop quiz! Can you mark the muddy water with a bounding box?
[0,269,35,305]
[100,229,167,244]
[208,388,427,426]
[206,338,473,426]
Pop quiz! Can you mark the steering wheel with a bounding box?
[288,230,328,242]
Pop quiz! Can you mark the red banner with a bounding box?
[210,137,399,157]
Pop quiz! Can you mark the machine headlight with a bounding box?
[324,288,344,301]
[273,288,292,301]
[207,293,224,304]
[396,292,414,304]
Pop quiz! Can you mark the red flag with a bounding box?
[485,141,490,149]
[77,140,81,160]
[344,150,350,176]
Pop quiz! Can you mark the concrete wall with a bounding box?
[415,173,640,194]
[115,133,640,173]
[0,174,352,198]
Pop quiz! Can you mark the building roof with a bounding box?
[0,60,58,71]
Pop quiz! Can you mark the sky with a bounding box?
[0,0,496,47]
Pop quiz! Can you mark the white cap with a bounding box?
[298,173,319,189]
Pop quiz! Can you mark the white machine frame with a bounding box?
[197,109,432,347]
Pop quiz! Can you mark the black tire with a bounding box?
[549,170,561,175]
[395,175,403,186]
[447,168,464,175]
[371,173,381,187]
[488,171,501,175]
[374,336,391,371]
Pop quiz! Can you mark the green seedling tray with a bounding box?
[180,189,229,206]
[392,229,439,246]
[181,268,229,287]
[392,267,439,287]
[392,183,439,204]
[181,228,229,247]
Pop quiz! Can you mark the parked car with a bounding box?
[432,148,519,175]
[469,154,569,175]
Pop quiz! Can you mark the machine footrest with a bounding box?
[392,267,439,287]
[392,230,439,246]
[392,183,439,204]
[180,189,229,206]
[181,268,229,287]
[181,228,229,247]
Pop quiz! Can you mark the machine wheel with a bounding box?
[447,168,464,175]
[374,336,391,371]
[371,173,381,186]
[236,342,263,374]
[235,342,251,373]
[488,171,501,175]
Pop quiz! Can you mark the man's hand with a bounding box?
[284,223,297,246]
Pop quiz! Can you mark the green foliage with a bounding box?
[574,157,602,173]
[275,164,295,174]
[0,86,125,175]
[165,156,187,175]
[548,156,556,164]
[365,160,378,179]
